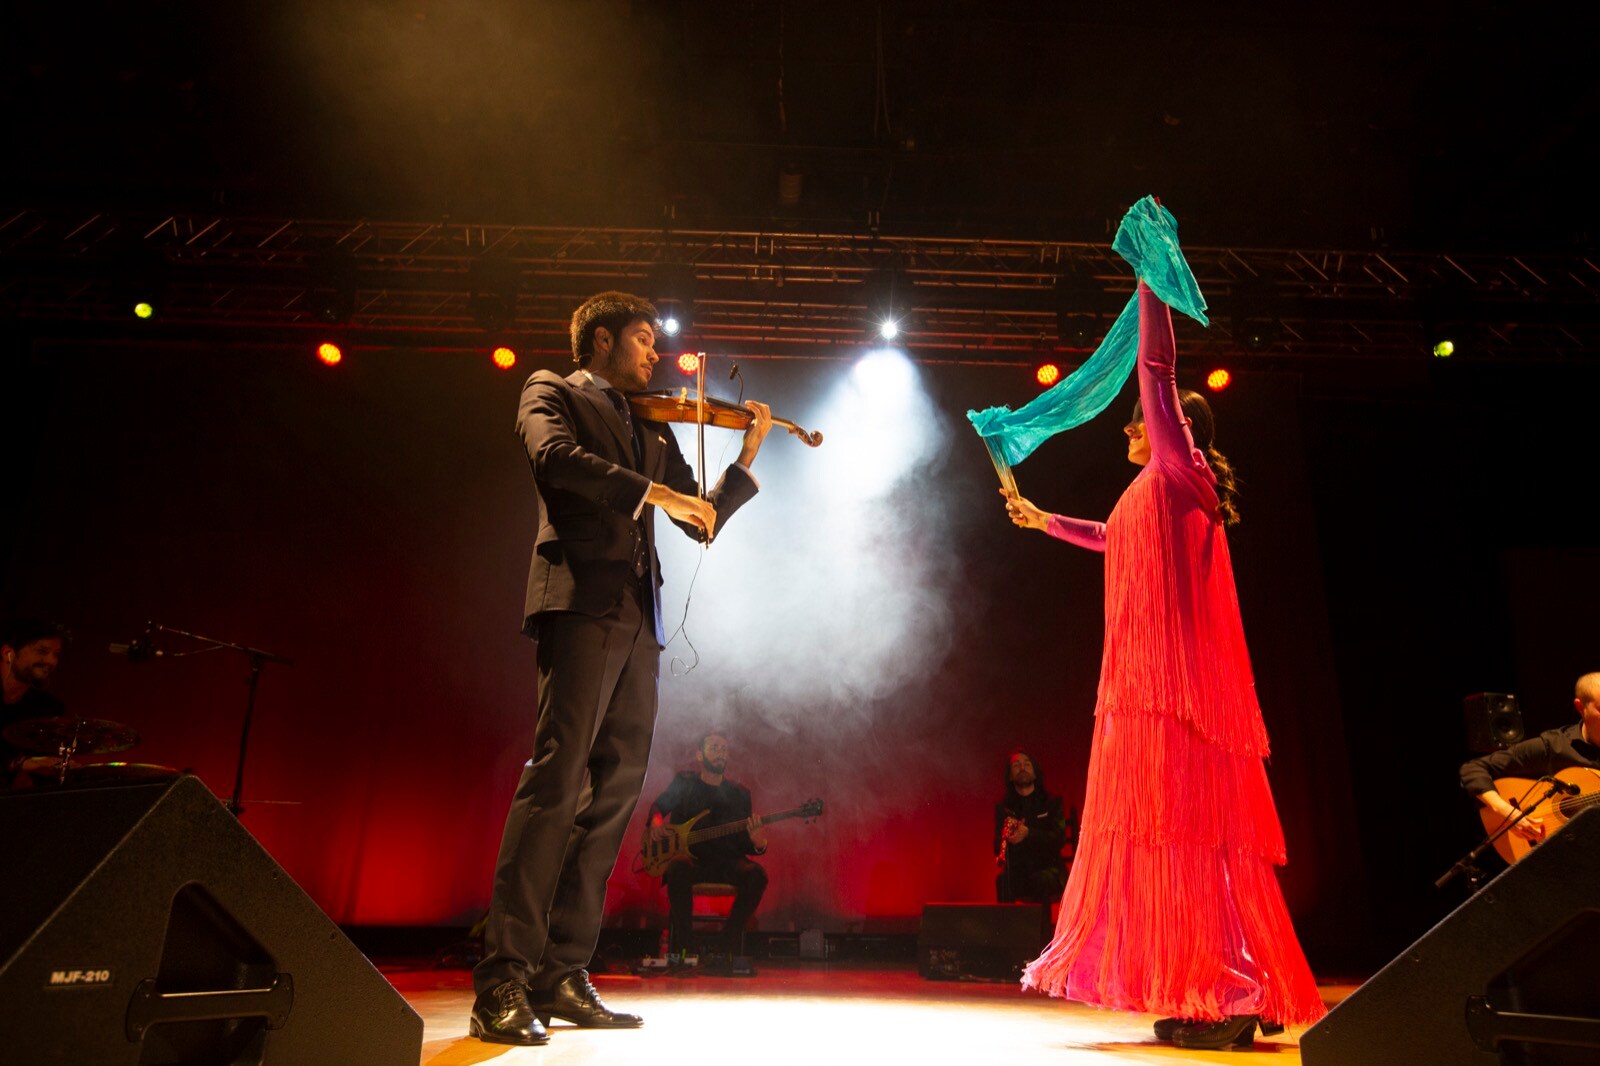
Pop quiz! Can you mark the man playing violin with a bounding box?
[472,291,773,1046]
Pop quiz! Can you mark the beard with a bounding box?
[703,758,727,776]
[618,364,651,392]
[17,663,52,686]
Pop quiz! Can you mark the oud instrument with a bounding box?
[1479,768,1600,864]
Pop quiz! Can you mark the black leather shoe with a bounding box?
[469,981,549,1046]
[1171,1015,1258,1050]
[532,969,643,1028]
[1260,1020,1286,1036]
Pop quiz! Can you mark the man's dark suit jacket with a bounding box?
[515,369,758,643]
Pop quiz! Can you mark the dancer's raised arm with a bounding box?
[1135,281,1203,469]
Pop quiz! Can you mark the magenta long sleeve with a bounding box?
[1045,514,1107,552]
[1136,281,1206,471]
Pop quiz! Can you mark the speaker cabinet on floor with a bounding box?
[1302,806,1600,1066]
[918,902,1045,981]
[0,775,422,1066]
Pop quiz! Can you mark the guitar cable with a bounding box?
[664,365,745,678]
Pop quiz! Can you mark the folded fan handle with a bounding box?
[984,436,1018,495]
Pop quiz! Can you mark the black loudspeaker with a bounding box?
[1302,807,1600,1066]
[0,776,422,1065]
[917,902,1045,981]
[1465,692,1525,752]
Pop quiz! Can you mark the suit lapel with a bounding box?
[568,371,637,465]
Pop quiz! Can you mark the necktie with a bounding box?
[604,388,642,467]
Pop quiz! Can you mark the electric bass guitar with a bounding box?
[634,798,823,877]
[1479,768,1600,864]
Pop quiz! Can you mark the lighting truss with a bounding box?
[2,208,1597,362]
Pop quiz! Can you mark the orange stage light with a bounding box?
[1206,368,1232,392]
[492,346,517,370]
[1035,362,1061,387]
[677,351,701,375]
[317,342,343,366]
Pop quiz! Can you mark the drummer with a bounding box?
[1,618,68,786]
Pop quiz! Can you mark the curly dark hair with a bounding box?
[1130,391,1241,525]
[0,617,71,652]
[569,291,659,367]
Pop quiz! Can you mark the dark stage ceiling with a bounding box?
[3,1,1593,249]
[3,2,1595,363]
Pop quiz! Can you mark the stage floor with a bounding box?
[389,962,1351,1065]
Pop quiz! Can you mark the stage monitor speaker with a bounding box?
[918,902,1044,981]
[0,775,422,1066]
[1302,806,1600,1066]
[1465,692,1524,752]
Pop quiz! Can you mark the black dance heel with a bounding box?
[1152,1017,1197,1041]
[1171,1015,1258,1050]
[1260,1020,1285,1036]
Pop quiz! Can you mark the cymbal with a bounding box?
[2,716,140,755]
[64,763,180,785]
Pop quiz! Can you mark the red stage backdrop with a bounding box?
[4,341,1363,958]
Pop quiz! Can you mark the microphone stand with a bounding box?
[144,621,293,818]
[1436,778,1569,891]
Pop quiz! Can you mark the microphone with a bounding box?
[110,623,162,664]
[729,362,741,381]
[1543,777,1581,795]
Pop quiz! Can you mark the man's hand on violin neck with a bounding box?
[738,401,773,467]
[647,483,717,540]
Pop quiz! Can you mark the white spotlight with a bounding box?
[661,316,681,337]
[851,347,916,398]
[877,318,900,341]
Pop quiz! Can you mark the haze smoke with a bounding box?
[654,353,964,735]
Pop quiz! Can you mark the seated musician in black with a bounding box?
[647,732,768,955]
[1,618,69,788]
[995,749,1069,904]
[1460,672,1600,844]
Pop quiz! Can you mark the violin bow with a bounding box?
[694,353,709,541]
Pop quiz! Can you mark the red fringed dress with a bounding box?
[1021,283,1326,1026]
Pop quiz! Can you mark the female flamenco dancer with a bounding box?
[1003,281,1326,1050]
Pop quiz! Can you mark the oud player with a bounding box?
[1460,672,1600,846]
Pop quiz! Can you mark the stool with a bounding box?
[688,882,743,954]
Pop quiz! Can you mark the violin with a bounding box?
[628,388,823,448]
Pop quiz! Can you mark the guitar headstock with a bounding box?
[801,798,823,819]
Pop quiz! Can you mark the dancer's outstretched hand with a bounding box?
[1001,489,1048,531]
